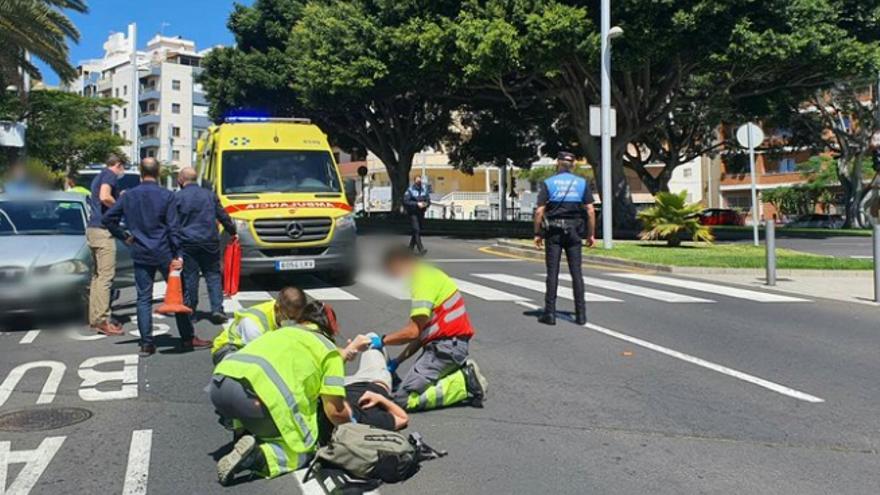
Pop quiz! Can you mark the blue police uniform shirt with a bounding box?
[173,183,237,249]
[88,168,119,228]
[102,181,180,266]
[403,183,431,212]
[537,172,593,219]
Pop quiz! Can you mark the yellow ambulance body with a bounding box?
[196,117,357,281]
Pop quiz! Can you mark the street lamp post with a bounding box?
[600,1,622,250]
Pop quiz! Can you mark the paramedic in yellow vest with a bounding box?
[368,246,488,412]
[64,174,91,197]
[211,287,307,364]
[210,302,353,485]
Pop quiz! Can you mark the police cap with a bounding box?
[556,151,576,163]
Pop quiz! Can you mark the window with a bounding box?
[172,150,181,161]
[683,168,693,178]
[172,126,181,138]
[114,88,119,98]
[221,150,341,194]
[147,150,155,158]
[779,158,797,173]
[172,103,181,114]
[122,130,127,139]
[122,108,127,118]
[123,85,127,96]
[172,79,181,90]
[114,110,119,120]
[147,102,157,113]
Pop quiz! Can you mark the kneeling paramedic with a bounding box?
[369,246,488,412]
[210,302,354,485]
[211,287,307,364]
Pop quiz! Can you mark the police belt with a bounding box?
[545,218,582,230]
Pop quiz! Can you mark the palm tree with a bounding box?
[638,190,714,247]
[0,0,88,86]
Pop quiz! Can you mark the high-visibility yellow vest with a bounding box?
[211,300,277,356]
[409,263,474,344]
[69,186,91,197]
[213,325,346,478]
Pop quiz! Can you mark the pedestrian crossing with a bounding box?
[224,271,811,309]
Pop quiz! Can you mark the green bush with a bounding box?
[637,191,714,247]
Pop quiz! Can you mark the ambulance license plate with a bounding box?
[275,260,316,271]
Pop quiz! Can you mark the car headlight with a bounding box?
[47,260,89,275]
[233,219,250,234]
[335,213,356,230]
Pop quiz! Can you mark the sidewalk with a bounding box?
[684,271,879,306]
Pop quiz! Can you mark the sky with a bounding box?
[37,0,255,85]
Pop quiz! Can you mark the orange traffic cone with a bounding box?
[157,264,193,315]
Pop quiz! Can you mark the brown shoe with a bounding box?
[191,336,212,348]
[181,336,212,352]
[139,344,157,357]
[93,320,124,336]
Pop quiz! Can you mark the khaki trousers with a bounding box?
[86,227,116,325]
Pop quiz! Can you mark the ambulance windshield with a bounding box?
[221,150,341,194]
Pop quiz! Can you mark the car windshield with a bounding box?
[0,200,86,235]
[221,150,341,194]
[75,172,141,192]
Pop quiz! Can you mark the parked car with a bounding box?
[0,192,134,320]
[74,163,141,193]
[786,214,845,229]
[696,208,744,226]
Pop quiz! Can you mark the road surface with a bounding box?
[1,236,877,494]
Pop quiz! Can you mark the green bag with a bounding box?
[310,424,445,484]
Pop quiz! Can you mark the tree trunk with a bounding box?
[384,153,415,214]
[838,155,865,229]
[577,131,639,231]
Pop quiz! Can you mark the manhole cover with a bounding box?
[0,407,93,432]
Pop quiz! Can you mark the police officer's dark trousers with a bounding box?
[409,210,426,252]
[544,226,586,318]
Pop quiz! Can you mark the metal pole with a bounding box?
[500,161,508,221]
[873,224,879,303]
[601,0,613,249]
[129,23,139,163]
[748,129,759,246]
[766,219,776,286]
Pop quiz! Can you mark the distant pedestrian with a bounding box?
[533,151,596,326]
[173,167,237,328]
[403,175,430,255]
[87,154,126,336]
[103,158,210,356]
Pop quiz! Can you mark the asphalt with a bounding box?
[0,235,878,494]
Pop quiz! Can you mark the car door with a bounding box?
[112,240,135,288]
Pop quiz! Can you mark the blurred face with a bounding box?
[414,176,422,186]
[557,159,573,171]
[384,258,412,279]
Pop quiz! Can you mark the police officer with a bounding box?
[403,175,431,255]
[533,151,596,326]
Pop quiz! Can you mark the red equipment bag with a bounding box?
[223,237,241,297]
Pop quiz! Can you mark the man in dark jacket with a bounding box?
[403,175,430,255]
[173,167,237,326]
[103,158,205,356]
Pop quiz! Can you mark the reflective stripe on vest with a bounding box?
[224,353,316,446]
[419,290,472,343]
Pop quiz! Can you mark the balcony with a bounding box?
[140,137,161,149]
[97,78,113,93]
[138,113,161,126]
[139,90,160,102]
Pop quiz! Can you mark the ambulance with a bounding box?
[196,117,357,282]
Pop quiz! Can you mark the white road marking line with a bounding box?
[556,274,715,303]
[517,300,824,403]
[611,273,809,303]
[850,255,872,259]
[18,330,40,344]
[223,296,242,313]
[583,321,825,403]
[122,429,153,495]
[235,291,273,301]
[0,436,66,495]
[431,258,521,263]
[474,273,622,302]
[152,281,166,301]
[305,287,359,301]
[356,273,409,300]
[452,278,529,301]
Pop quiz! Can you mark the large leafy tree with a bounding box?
[0,0,88,86]
[452,0,880,227]
[201,0,462,209]
[0,89,127,173]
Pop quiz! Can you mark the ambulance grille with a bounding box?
[253,217,333,243]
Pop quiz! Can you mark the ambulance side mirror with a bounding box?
[344,178,357,207]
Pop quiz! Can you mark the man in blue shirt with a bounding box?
[86,154,126,336]
[403,175,431,255]
[103,158,205,356]
[533,151,596,326]
[173,167,237,328]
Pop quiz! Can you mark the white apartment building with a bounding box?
[66,25,212,169]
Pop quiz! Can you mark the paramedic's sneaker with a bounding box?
[209,312,229,325]
[218,435,257,486]
[464,359,488,408]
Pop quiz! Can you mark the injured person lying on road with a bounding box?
[345,348,409,431]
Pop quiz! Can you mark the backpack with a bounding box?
[308,423,446,484]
